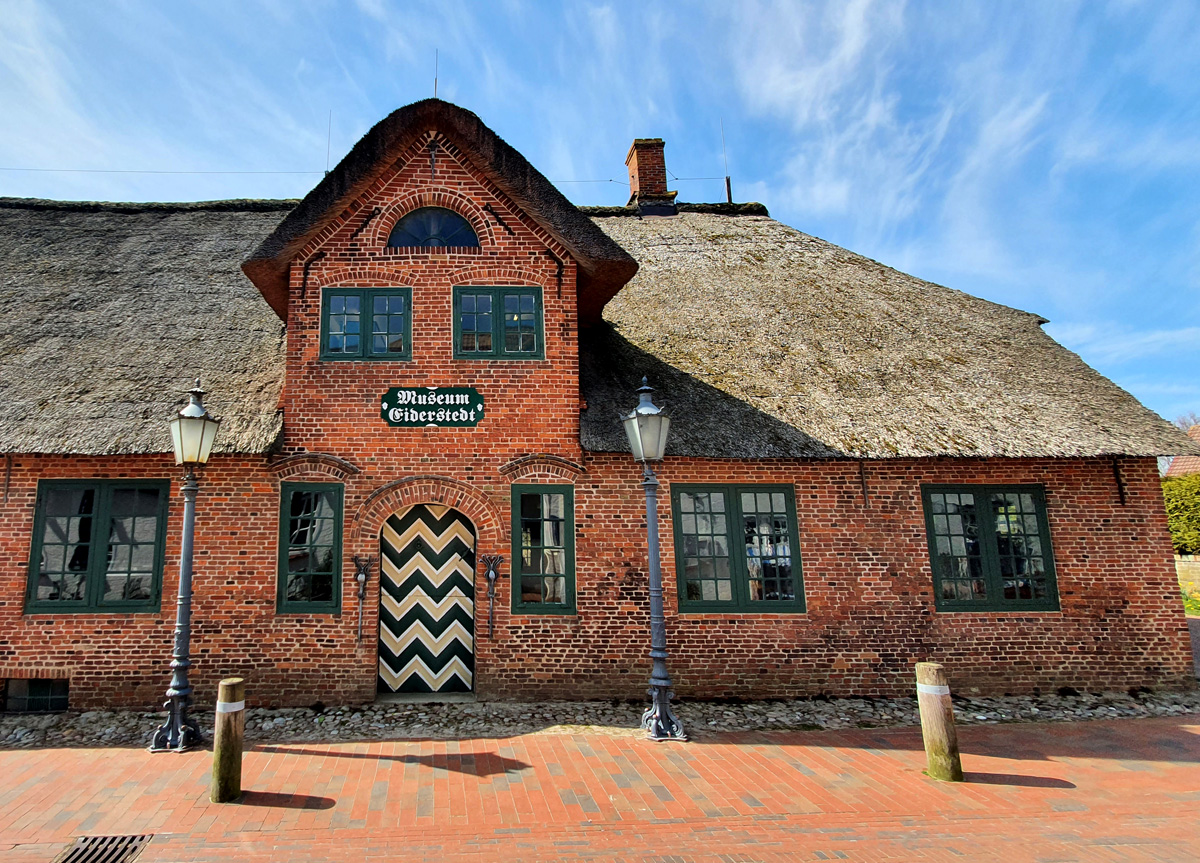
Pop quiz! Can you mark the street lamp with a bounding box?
[150,379,220,752]
[622,377,686,742]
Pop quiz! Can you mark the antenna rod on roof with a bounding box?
[434,49,438,98]
[720,118,732,204]
[325,111,332,176]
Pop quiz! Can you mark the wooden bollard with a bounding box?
[210,677,246,803]
[915,662,963,782]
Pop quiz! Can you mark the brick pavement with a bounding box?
[1,716,1198,862]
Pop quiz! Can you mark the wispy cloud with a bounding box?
[1048,322,1200,366]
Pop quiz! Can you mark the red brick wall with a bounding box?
[1,133,1191,709]
[0,452,1190,709]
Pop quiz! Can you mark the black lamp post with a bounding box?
[150,379,220,752]
[622,377,686,742]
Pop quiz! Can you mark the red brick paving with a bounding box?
[1,717,1198,861]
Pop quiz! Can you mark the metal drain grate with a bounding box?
[54,835,153,863]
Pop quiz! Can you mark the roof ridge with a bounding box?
[0,197,298,214]
[583,201,769,217]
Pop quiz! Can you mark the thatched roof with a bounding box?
[3,196,1193,461]
[243,99,637,323]
[0,198,288,455]
[581,212,1200,460]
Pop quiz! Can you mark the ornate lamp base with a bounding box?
[642,684,688,742]
[149,695,202,752]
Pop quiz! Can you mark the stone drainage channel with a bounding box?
[3,689,1200,749]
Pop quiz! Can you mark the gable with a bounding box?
[242,99,636,322]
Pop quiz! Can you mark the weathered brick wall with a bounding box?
[537,453,1193,700]
[0,452,1190,709]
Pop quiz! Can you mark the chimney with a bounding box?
[625,138,677,216]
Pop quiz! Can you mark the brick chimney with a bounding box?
[625,138,677,216]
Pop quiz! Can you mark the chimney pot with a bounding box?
[625,138,677,215]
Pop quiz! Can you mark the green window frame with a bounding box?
[453,286,544,360]
[511,484,575,614]
[320,288,412,361]
[921,484,1060,612]
[670,484,805,613]
[26,479,169,613]
[277,482,344,613]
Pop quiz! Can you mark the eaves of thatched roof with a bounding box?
[581,212,1200,460]
[0,198,289,456]
[242,99,637,323]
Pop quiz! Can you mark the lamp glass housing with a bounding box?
[622,379,671,462]
[170,382,221,466]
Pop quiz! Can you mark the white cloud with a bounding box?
[1047,322,1200,365]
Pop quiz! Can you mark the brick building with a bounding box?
[1,99,1197,712]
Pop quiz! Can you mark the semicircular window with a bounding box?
[387,207,480,248]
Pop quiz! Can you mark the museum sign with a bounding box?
[380,386,485,427]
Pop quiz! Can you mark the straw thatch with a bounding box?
[4,196,1193,461]
[582,212,1200,460]
[0,198,289,455]
[243,99,637,323]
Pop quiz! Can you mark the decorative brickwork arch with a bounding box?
[498,453,585,483]
[449,263,556,289]
[310,267,421,290]
[268,452,361,481]
[371,189,495,249]
[351,475,505,549]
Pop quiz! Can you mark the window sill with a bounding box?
[23,606,162,616]
[933,607,1062,614]
[677,607,808,616]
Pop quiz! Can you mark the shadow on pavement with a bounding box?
[254,744,530,777]
[963,772,1075,788]
[237,791,336,809]
[686,715,1200,765]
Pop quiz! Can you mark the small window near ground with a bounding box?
[277,482,343,613]
[387,207,480,248]
[671,484,805,613]
[2,679,69,713]
[511,484,575,614]
[321,288,412,361]
[454,286,543,360]
[921,484,1059,611]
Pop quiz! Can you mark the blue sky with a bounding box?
[2,1,1198,426]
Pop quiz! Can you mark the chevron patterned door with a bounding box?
[378,504,476,693]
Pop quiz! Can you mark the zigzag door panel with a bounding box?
[378,504,476,693]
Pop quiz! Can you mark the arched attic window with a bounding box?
[387,207,480,248]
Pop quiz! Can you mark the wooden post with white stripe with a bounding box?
[210,677,246,803]
[915,662,963,782]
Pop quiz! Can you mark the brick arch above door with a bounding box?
[351,475,505,548]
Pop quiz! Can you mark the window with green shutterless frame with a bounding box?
[453,286,543,359]
[670,484,805,613]
[277,482,343,613]
[921,484,1059,612]
[26,479,169,613]
[320,288,412,361]
[511,484,575,614]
